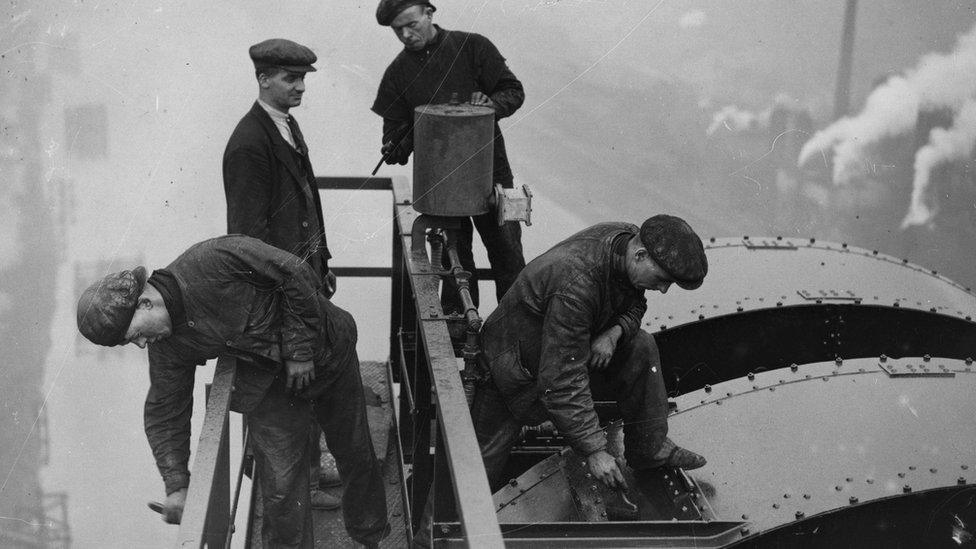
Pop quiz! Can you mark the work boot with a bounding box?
[311,489,340,511]
[628,437,706,471]
[652,437,706,470]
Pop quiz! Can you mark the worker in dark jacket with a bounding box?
[75,236,387,548]
[223,39,335,295]
[472,216,709,491]
[372,0,525,313]
[223,38,339,510]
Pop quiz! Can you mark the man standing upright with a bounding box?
[372,0,526,311]
[223,38,335,295]
[222,39,340,512]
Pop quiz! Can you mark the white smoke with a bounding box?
[706,105,770,136]
[799,22,976,189]
[902,99,976,227]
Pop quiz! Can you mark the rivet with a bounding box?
[783,493,790,499]
[842,243,848,248]
[966,358,973,365]
[660,325,667,330]
[747,372,755,381]
[744,235,750,239]
[699,314,705,320]
[960,477,968,485]
[741,527,750,535]
[741,514,749,520]
[772,503,780,509]
[704,385,712,393]
[903,485,912,493]
[835,357,843,365]
[776,301,783,306]
[790,364,798,372]
[909,466,916,471]
[509,479,518,487]
[849,496,858,504]
[776,236,783,240]
[709,237,716,243]
[893,302,900,307]
[809,238,816,244]
[835,485,842,491]
[716,400,723,405]
[866,479,874,484]
[872,250,878,255]
[795,511,805,519]
[846,477,853,482]
[898,472,905,478]
[930,308,937,313]
[902,259,908,264]
[737,307,744,312]
[880,354,887,362]
[440,525,451,535]
[923,354,931,362]
[930,468,938,474]
[963,465,970,470]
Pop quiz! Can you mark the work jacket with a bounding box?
[144,235,350,495]
[481,223,647,456]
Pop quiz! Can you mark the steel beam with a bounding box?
[176,357,236,548]
[393,181,504,548]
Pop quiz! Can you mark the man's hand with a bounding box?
[381,140,410,165]
[162,488,187,524]
[470,91,495,108]
[323,270,337,299]
[586,450,627,490]
[285,359,315,392]
[589,325,623,371]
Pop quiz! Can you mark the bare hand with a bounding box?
[324,270,337,298]
[586,450,627,490]
[285,359,315,392]
[162,488,187,524]
[470,91,495,108]
[589,326,622,371]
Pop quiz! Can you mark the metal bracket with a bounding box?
[797,289,861,301]
[878,358,956,378]
[743,237,797,250]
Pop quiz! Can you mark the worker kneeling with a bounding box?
[473,215,708,491]
[75,235,387,548]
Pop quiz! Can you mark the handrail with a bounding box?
[176,357,237,548]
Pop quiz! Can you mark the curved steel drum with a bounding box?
[494,237,976,547]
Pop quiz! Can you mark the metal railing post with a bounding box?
[176,357,237,548]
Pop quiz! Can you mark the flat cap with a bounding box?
[376,0,436,26]
[639,215,708,290]
[249,38,317,73]
[76,266,147,346]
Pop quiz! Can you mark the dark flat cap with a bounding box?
[376,0,436,26]
[76,266,147,346]
[639,215,708,290]
[249,38,317,73]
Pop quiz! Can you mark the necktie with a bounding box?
[287,115,307,156]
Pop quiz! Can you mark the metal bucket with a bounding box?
[412,103,494,216]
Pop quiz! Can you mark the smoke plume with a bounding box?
[798,22,976,207]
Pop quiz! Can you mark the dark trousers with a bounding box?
[441,214,525,313]
[248,312,388,547]
[248,377,314,548]
[305,310,388,546]
[472,330,670,491]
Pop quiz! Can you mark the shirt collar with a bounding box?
[257,99,290,122]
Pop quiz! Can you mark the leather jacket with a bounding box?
[481,223,647,456]
[144,235,349,494]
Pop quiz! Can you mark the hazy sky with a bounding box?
[2,1,975,546]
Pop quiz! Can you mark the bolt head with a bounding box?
[849,496,858,504]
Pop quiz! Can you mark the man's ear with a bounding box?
[634,247,649,261]
[137,296,154,310]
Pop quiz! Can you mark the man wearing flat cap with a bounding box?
[372,0,526,315]
[223,38,343,513]
[75,236,388,547]
[472,216,709,492]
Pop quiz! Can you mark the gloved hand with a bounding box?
[589,325,622,371]
[162,488,187,524]
[382,138,412,165]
